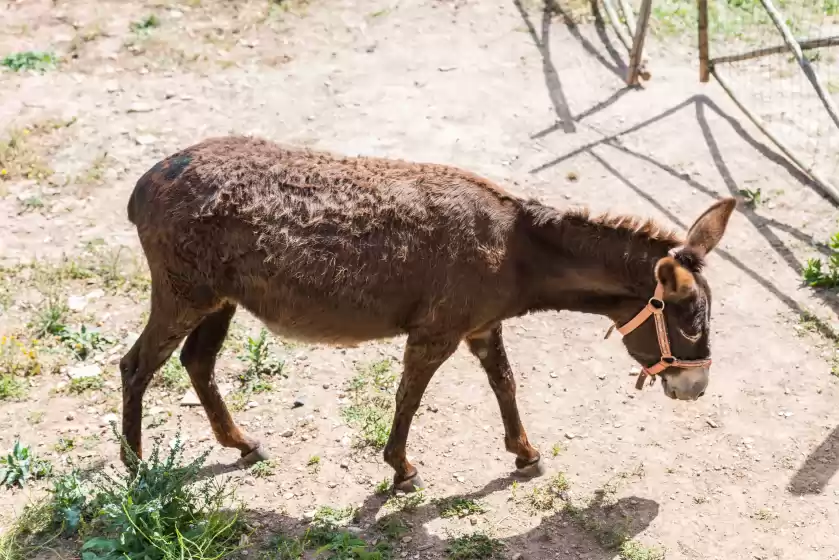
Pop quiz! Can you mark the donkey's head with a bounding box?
[617,198,736,401]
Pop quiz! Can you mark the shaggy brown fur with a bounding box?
[121,135,735,489]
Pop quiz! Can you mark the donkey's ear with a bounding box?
[655,256,697,301]
[684,197,736,258]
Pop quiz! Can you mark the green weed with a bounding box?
[80,428,244,559]
[53,438,75,454]
[374,478,392,495]
[238,329,285,393]
[435,497,487,519]
[30,297,68,338]
[738,187,765,208]
[0,375,27,401]
[250,460,275,479]
[551,442,563,457]
[1,51,58,72]
[130,14,161,33]
[445,533,503,559]
[0,126,54,183]
[0,441,52,489]
[307,455,321,474]
[342,360,396,449]
[60,325,113,361]
[523,473,569,512]
[384,491,425,513]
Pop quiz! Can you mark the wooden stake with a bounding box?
[698,0,710,82]
[711,35,839,65]
[626,0,653,85]
[600,0,633,52]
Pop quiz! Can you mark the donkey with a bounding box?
[121,135,736,491]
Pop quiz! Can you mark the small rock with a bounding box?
[100,413,118,427]
[347,526,363,536]
[401,536,413,544]
[86,288,105,300]
[470,517,478,525]
[281,428,294,437]
[66,413,75,421]
[512,554,523,560]
[134,134,158,146]
[67,295,87,311]
[293,397,305,408]
[565,432,575,440]
[128,102,155,113]
[707,419,719,428]
[180,389,202,407]
[427,404,439,413]
[68,364,102,380]
[303,510,317,520]
[549,372,558,379]
[340,460,349,469]
[247,401,259,409]
[322,383,330,389]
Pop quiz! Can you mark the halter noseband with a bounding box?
[610,282,712,390]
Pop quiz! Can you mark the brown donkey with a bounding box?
[122,136,736,491]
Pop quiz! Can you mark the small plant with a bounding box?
[307,455,321,473]
[0,441,52,488]
[53,438,75,454]
[31,298,68,338]
[374,478,392,495]
[130,14,161,33]
[66,374,105,395]
[19,195,45,213]
[618,540,665,560]
[738,187,765,208]
[374,516,408,541]
[250,460,275,479]
[238,329,284,393]
[28,410,45,424]
[157,355,190,391]
[314,531,391,559]
[60,325,113,361]
[445,533,504,559]
[0,126,53,183]
[436,497,487,519]
[50,470,93,534]
[0,374,27,400]
[79,427,243,559]
[551,442,563,457]
[802,232,839,289]
[1,51,58,72]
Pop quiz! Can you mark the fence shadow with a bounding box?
[788,425,839,495]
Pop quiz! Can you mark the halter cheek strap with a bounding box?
[612,283,712,390]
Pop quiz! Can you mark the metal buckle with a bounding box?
[649,297,665,311]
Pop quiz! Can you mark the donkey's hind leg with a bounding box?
[179,303,266,466]
[466,325,543,478]
[120,290,200,464]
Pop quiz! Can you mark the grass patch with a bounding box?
[550,442,563,457]
[0,375,27,401]
[307,455,321,474]
[53,438,75,454]
[1,335,41,378]
[0,441,52,489]
[752,508,778,521]
[0,127,53,184]
[523,473,569,512]
[250,460,275,479]
[445,533,504,559]
[1,51,57,72]
[30,297,68,338]
[618,540,665,560]
[435,497,487,519]
[59,325,113,361]
[738,187,765,208]
[157,355,190,391]
[374,478,392,495]
[66,375,105,395]
[341,359,397,449]
[384,491,426,513]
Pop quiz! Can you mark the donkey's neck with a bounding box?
[520,201,682,324]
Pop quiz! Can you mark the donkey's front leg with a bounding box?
[383,334,459,492]
[466,325,543,477]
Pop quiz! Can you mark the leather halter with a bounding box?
[610,282,712,390]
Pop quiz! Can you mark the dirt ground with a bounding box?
[2,0,839,559]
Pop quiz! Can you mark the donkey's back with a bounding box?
[128,136,524,343]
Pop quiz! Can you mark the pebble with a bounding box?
[67,295,87,311]
[128,102,154,113]
[340,460,349,469]
[247,401,259,409]
[323,383,330,389]
[68,364,102,380]
[427,405,439,413]
[565,432,575,440]
[470,517,478,526]
[180,389,202,407]
[134,134,158,146]
[707,419,719,428]
[401,536,413,544]
[549,372,558,378]
[281,429,294,437]
[293,397,305,408]
[512,554,523,560]
[66,413,75,421]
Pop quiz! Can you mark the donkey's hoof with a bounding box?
[515,457,545,478]
[394,473,425,493]
[238,446,270,467]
